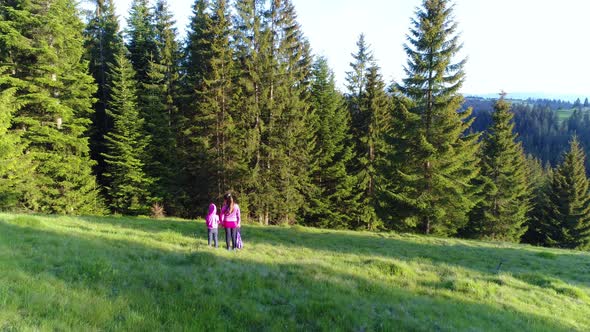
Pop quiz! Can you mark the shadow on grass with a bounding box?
[0,219,584,331]
[73,215,590,289]
[78,215,199,236]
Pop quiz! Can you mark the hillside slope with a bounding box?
[1,214,589,331]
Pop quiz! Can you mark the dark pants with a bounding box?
[208,228,218,247]
[225,227,238,249]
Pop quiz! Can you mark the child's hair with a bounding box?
[223,193,235,215]
[206,203,217,224]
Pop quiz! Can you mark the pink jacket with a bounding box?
[205,204,219,229]
[221,204,240,228]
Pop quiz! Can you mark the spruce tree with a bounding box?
[538,137,590,249]
[465,94,530,241]
[228,0,313,224]
[102,51,153,215]
[304,57,360,229]
[387,0,480,235]
[184,0,236,208]
[174,0,211,215]
[344,35,393,230]
[345,34,374,144]
[357,65,391,230]
[126,0,158,171]
[258,0,313,224]
[522,156,552,245]
[0,87,31,210]
[0,0,104,214]
[84,0,124,187]
[126,0,157,83]
[574,98,582,110]
[230,0,266,221]
[142,0,181,213]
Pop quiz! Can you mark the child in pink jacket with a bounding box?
[205,203,219,248]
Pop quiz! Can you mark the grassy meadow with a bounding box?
[1,213,589,331]
[555,108,575,121]
[554,107,590,121]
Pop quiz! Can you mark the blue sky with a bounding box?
[110,0,590,98]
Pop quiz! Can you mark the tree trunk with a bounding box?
[424,216,431,234]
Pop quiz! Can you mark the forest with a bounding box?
[1,0,589,250]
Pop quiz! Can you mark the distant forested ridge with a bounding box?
[1,0,590,249]
[466,96,590,166]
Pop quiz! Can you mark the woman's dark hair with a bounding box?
[223,192,235,214]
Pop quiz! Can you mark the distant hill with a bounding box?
[463,96,574,113]
[463,96,590,167]
[466,92,589,103]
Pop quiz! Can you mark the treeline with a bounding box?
[1,0,589,249]
[465,96,575,114]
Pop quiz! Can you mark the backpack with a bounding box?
[236,228,243,249]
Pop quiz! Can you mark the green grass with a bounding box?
[554,107,590,121]
[1,214,589,331]
[555,108,574,122]
[555,108,574,121]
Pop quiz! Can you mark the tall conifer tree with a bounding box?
[84,0,124,186]
[465,94,530,241]
[345,34,374,146]
[345,35,391,229]
[259,0,313,224]
[184,0,236,208]
[230,0,266,220]
[174,0,211,214]
[522,156,552,245]
[357,65,391,229]
[538,137,590,249]
[345,35,373,226]
[102,51,153,215]
[0,0,103,214]
[304,57,360,229]
[229,0,312,224]
[0,87,31,210]
[126,0,158,167]
[142,0,181,212]
[126,0,157,83]
[387,0,480,235]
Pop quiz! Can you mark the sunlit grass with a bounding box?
[555,108,573,121]
[0,213,589,331]
[554,107,590,121]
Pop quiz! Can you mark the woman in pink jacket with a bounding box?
[220,192,240,250]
